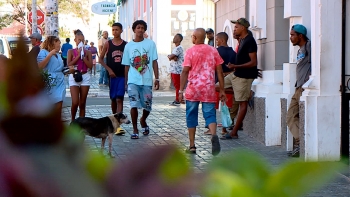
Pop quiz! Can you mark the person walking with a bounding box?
[221,18,258,140]
[179,28,226,156]
[61,38,73,67]
[98,31,110,86]
[167,33,184,106]
[287,24,311,157]
[88,42,98,75]
[122,20,159,139]
[37,36,66,118]
[99,23,127,135]
[67,30,93,121]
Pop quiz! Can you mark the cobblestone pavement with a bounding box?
[62,98,350,197]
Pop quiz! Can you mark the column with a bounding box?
[300,0,342,161]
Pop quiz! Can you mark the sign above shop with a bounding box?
[91,1,117,15]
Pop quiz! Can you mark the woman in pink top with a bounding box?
[67,29,92,121]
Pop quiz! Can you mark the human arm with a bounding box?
[67,48,82,67]
[153,60,159,90]
[178,66,190,102]
[82,50,93,69]
[99,41,115,77]
[125,65,129,89]
[37,49,58,69]
[227,52,257,69]
[167,54,178,61]
[216,65,227,102]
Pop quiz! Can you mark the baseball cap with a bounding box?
[291,24,308,39]
[230,18,250,28]
[205,28,214,33]
[29,32,42,40]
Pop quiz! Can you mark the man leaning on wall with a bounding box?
[287,24,311,157]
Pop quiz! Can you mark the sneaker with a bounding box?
[211,134,221,156]
[289,146,300,157]
[169,101,181,106]
[115,127,126,135]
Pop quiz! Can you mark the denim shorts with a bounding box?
[127,84,153,111]
[186,101,216,128]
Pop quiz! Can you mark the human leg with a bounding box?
[79,86,90,118]
[139,85,153,135]
[228,75,254,137]
[171,73,180,102]
[287,87,303,145]
[70,86,80,121]
[186,101,199,152]
[127,84,142,135]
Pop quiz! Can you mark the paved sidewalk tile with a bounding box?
[62,100,350,197]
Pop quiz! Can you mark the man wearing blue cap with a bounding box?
[287,24,311,157]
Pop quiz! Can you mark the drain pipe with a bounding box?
[341,0,349,165]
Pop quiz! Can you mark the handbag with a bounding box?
[73,70,83,82]
[220,102,232,128]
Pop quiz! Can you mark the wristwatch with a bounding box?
[179,90,184,94]
[155,79,160,81]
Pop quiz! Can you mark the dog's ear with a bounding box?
[114,112,124,121]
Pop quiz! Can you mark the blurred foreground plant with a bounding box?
[202,150,344,197]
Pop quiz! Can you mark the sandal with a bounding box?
[185,146,196,154]
[130,133,139,139]
[142,126,150,136]
[220,133,239,140]
[204,130,212,135]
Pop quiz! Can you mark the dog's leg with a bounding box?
[108,133,115,158]
[101,137,106,153]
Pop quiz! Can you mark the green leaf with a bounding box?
[265,161,344,197]
[85,151,113,182]
[159,147,190,183]
[203,169,263,197]
[207,149,271,190]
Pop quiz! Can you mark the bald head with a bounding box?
[192,28,206,44]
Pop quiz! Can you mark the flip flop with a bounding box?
[185,146,196,154]
[220,133,239,140]
[204,130,212,135]
[211,135,221,156]
[142,126,150,135]
[130,133,139,139]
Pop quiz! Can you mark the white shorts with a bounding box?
[69,73,91,86]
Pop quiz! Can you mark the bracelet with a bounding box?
[155,79,160,81]
[179,90,184,94]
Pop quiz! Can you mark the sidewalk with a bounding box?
[62,99,350,197]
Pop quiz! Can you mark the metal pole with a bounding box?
[24,0,28,36]
[32,0,38,34]
[341,0,349,165]
[44,0,59,36]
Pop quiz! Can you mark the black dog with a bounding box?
[70,113,131,155]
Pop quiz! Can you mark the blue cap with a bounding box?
[292,24,308,39]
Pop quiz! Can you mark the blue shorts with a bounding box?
[110,77,125,100]
[186,101,216,128]
[127,84,153,111]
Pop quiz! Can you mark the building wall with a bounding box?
[120,0,215,90]
[215,0,290,146]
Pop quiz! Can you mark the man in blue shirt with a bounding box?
[61,38,73,67]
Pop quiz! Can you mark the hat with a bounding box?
[291,24,308,39]
[29,32,42,40]
[205,28,214,33]
[230,18,250,28]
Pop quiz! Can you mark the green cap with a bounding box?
[231,18,250,28]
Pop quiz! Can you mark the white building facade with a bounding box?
[119,0,215,89]
[214,0,349,161]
